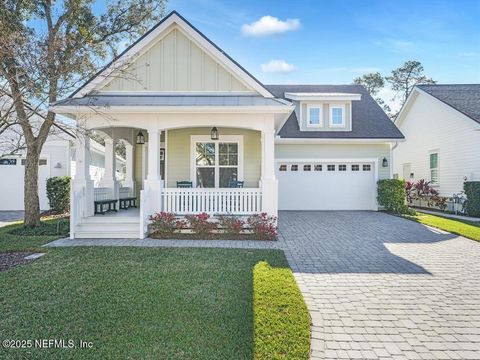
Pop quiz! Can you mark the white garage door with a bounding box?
[277,160,377,210]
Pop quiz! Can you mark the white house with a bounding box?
[0,100,126,211]
[393,84,480,197]
[51,11,404,239]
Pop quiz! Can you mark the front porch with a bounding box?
[70,122,278,239]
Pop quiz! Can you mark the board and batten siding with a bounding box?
[393,91,480,196]
[102,26,252,93]
[275,144,391,179]
[166,128,261,188]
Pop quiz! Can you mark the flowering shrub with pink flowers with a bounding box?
[149,212,186,236]
[218,215,245,236]
[247,212,278,240]
[185,212,218,237]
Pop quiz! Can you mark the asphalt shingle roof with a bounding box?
[417,84,480,124]
[266,84,404,139]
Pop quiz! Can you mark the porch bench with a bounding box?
[119,197,137,210]
[94,199,118,215]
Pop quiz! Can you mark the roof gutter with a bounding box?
[275,137,405,145]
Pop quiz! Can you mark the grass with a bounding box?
[0,231,310,359]
[407,211,480,241]
[254,261,310,360]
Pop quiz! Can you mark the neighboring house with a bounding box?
[50,11,404,239]
[0,98,125,211]
[393,84,480,197]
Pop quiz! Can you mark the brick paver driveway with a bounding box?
[279,211,480,360]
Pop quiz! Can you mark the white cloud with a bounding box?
[261,60,296,73]
[242,16,300,37]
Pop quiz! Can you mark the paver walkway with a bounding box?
[0,211,24,228]
[46,211,480,359]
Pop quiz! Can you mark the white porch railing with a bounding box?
[70,186,85,239]
[94,187,114,201]
[139,188,150,239]
[162,188,262,215]
[119,186,134,198]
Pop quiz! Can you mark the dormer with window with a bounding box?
[285,92,361,132]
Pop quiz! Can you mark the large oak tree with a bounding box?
[0,0,167,226]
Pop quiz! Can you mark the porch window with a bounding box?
[194,141,239,188]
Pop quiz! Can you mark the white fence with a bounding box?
[162,188,262,215]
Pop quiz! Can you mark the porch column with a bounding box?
[73,130,94,217]
[144,126,163,212]
[99,137,119,200]
[124,143,135,193]
[260,129,278,217]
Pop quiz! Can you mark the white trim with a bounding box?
[50,105,292,114]
[73,13,273,98]
[285,92,361,101]
[164,130,169,185]
[94,91,259,96]
[275,137,404,144]
[190,135,244,188]
[329,104,346,128]
[306,104,323,127]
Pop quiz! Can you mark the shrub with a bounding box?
[377,179,408,213]
[46,176,70,214]
[247,213,277,240]
[464,181,480,217]
[218,215,245,236]
[149,212,186,236]
[406,179,449,211]
[186,212,217,237]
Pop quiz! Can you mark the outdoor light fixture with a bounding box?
[54,162,62,169]
[211,127,219,140]
[136,131,145,145]
[382,157,388,167]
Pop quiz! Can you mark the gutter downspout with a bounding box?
[390,142,399,179]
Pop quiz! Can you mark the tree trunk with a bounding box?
[24,146,41,226]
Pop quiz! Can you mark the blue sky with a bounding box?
[168,0,480,109]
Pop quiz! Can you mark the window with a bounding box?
[194,138,240,188]
[314,164,322,171]
[279,164,287,171]
[307,106,322,126]
[303,164,311,171]
[0,158,17,165]
[363,164,371,171]
[430,152,439,185]
[330,105,345,127]
[351,164,359,171]
[339,164,346,171]
[291,164,298,171]
[327,164,335,171]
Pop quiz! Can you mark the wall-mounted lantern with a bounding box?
[382,157,388,167]
[211,127,219,140]
[136,131,145,145]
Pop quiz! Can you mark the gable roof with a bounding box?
[268,85,404,139]
[416,84,480,124]
[69,11,274,98]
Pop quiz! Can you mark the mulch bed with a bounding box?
[0,252,34,272]
[150,233,276,241]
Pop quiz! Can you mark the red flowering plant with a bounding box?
[247,212,278,240]
[405,179,448,210]
[218,215,245,236]
[149,212,186,236]
[185,212,218,237]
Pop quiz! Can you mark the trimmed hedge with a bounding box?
[377,179,411,214]
[46,176,70,213]
[464,181,480,217]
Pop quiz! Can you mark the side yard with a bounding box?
[407,212,480,241]
[0,222,310,360]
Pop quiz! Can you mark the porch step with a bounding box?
[74,218,140,239]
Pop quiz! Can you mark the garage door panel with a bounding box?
[277,161,376,211]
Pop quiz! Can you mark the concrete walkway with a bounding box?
[417,208,480,222]
[45,211,480,360]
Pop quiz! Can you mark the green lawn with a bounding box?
[0,223,310,359]
[408,212,480,242]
